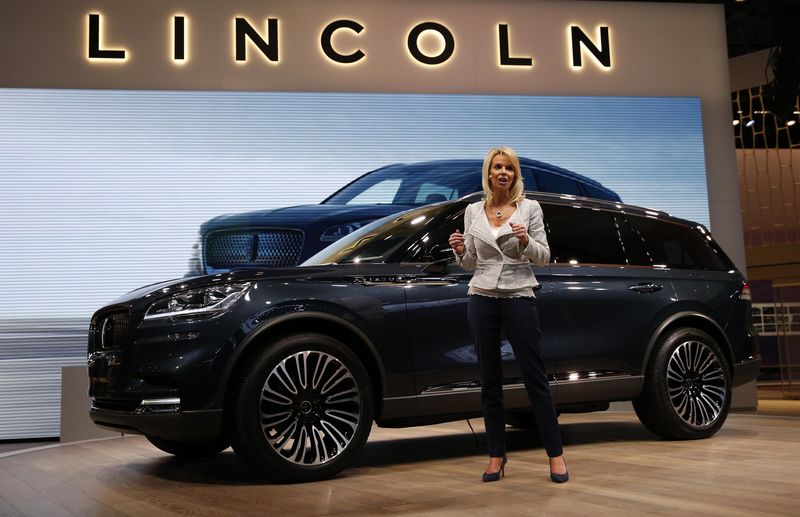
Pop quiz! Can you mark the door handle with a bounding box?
[628,282,663,293]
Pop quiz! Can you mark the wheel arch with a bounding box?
[218,312,386,418]
[642,311,734,376]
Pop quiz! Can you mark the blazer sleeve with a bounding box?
[453,203,478,270]
[522,200,550,266]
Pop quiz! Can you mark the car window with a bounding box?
[414,182,459,204]
[583,183,615,201]
[616,214,655,266]
[322,165,480,206]
[541,204,627,265]
[303,204,448,265]
[626,216,731,270]
[347,178,402,204]
[399,207,464,263]
[535,170,582,196]
[520,167,539,191]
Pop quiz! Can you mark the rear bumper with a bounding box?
[90,403,223,441]
[732,354,761,387]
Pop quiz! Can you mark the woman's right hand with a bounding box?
[449,229,465,256]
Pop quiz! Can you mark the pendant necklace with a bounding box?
[495,209,503,218]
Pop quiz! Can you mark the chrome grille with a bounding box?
[89,312,130,351]
[206,230,304,269]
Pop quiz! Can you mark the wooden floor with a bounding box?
[0,412,798,516]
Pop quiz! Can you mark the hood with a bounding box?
[105,266,340,306]
[103,263,402,308]
[200,203,414,235]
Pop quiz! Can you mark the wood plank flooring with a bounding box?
[0,412,798,516]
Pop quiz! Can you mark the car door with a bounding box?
[398,204,558,416]
[540,203,674,404]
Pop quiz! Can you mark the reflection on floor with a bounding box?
[0,412,798,516]
[2,390,798,456]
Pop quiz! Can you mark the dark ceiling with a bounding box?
[592,0,800,129]
[592,0,800,58]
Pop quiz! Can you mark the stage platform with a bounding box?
[0,411,797,516]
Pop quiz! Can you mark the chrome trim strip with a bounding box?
[140,397,181,406]
[419,373,640,396]
[381,395,418,401]
[420,383,526,397]
[551,374,642,386]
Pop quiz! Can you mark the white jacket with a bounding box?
[454,198,550,290]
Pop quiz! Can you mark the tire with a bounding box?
[228,333,374,482]
[146,435,229,458]
[633,327,731,440]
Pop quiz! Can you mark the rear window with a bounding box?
[626,215,731,270]
[535,171,582,196]
[520,167,540,191]
[541,204,627,265]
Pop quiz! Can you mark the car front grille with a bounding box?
[206,229,304,269]
[89,311,130,351]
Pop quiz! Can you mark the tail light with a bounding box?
[740,282,751,301]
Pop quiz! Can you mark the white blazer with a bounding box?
[454,198,550,290]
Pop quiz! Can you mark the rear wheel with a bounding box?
[145,435,229,458]
[634,327,731,439]
[229,333,374,482]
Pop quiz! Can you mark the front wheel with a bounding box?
[229,333,374,482]
[633,327,731,439]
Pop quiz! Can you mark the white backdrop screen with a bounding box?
[0,89,706,319]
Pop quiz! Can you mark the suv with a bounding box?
[188,158,620,274]
[89,192,759,482]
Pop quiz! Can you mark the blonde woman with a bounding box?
[448,146,568,483]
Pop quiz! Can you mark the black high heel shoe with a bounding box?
[482,455,508,482]
[549,457,569,483]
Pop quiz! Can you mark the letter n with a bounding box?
[570,26,610,68]
[235,18,279,62]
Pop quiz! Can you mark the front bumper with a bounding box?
[732,354,761,387]
[90,399,223,441]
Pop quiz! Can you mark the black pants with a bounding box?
[468,294,563,458]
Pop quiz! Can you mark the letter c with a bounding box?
[321,20,365,64]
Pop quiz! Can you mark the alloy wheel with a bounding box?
[259,350,361,465]
[666,340,727,427]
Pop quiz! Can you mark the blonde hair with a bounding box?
[481,146,525,207]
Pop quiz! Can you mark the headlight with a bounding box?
[186,234,204,275]
[320,220,374,242]
[144,283,251,320]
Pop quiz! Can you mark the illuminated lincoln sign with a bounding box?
[87,14,613,70]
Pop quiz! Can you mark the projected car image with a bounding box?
[187,157,621,274]
[89,191,760,483]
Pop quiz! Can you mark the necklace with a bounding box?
[495,209,503,218]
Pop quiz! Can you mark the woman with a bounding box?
[448,146,568,483]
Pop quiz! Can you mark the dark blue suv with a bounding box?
[89,192,760,483]
[187,158,620,274]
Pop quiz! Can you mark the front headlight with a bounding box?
[320,220,374,242]
[144,283,251,321]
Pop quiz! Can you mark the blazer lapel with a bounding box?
[468,204,502,252]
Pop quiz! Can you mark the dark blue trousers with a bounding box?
[467,294,563,458]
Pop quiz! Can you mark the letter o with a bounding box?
[407,22,454,65]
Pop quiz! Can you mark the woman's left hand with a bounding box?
[510,222,529,247]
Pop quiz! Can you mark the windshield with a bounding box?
[322,163,481,206]
[303,204,451,265]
